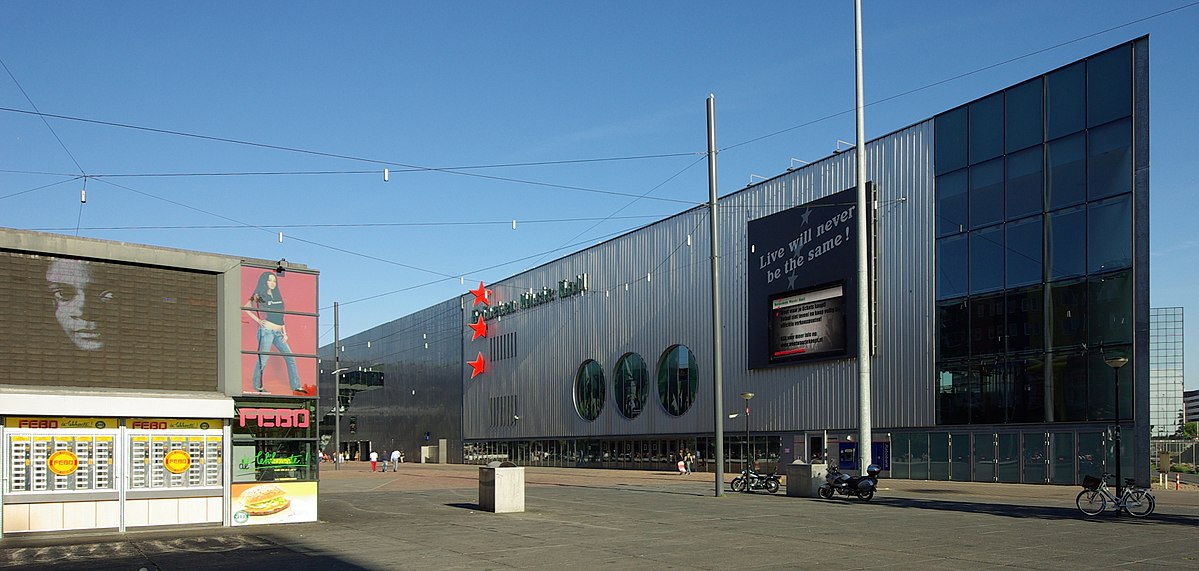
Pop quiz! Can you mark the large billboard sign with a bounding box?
[239,267,318,397]
[747,186,867,369]
[0,252,219,389]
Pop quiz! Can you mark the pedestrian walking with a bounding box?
[684,448,694,474]
[369,449,379,472]
[390,449,401,472]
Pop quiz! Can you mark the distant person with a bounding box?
[46,258,115,351]
[369,449,379,472]
[245,272,304,395]
[390,449,401,472]
[683,448,695,474]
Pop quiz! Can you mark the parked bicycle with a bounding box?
[1076,472,1155,518]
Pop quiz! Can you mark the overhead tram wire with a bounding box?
[719,1,1197,154]
[28,214,672,232]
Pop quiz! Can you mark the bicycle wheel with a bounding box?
[1076,489,1106,516]
[1123,490,1155,518]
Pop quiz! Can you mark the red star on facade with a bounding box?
[469,281,491,306]
[468,352,486,378]
[468,315,488,340]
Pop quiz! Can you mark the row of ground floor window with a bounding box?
[463,427,1138,486]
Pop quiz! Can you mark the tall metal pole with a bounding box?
[1106,356,1129,497]
[707,94,726,498]
[334,301,340,471]
[853,0,873,474]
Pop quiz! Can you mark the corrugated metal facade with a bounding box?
[462,121,937,440]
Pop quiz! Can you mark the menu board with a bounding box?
[6,433,115,493]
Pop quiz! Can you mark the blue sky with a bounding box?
[3,2,1197,389]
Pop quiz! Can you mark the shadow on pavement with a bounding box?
[872,496,1199,525]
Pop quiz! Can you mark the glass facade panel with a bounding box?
[1046,205,1086,280]
[969,94,1004,164]
[656,345,698,417]
[1005,78,1043,153]
[937,235,969,299]
[1087,45,1132,128]
[1049,432,1076,484]
[936,169,969,237]
[1006,215,1042,288]
[969,294,1004,356]
[1077,432,1105,482]
[1046,62,1085,139]
[951,433,971,481]
[937,361,971,425]
[929,433,949,480]
[938,298,969,359]
[1050,352,1088,421]
[1005,146,1043,220]
[1022,433,1047,483]
[1088,270,1132,347]
[1005,286,1044,354]
[1047,279,1087,349]
[1087,195,1132,274]
[1009,355,1046,422]
[935,107,968,174]
[1087,118,1132,200]
[974,360,1006,423]
[910,433,929,480]
[997,433,1019,483]
[573,360,605,422]
[1149,308,1185,438]
[969,158,1004,228]
[1046,133,1086,210]
[974,433,995,482]
[969,226,1004,293]
[891,434,910,479]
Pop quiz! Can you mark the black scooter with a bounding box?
[818,464,880,501]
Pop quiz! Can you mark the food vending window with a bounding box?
[232,439,317,483]
[125,418,223,491]
[4,417,117,495]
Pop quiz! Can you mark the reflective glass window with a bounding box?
[997,433,1020,483]
[973,430,995,481]
[1005,285,1044,353]
[929,433,949,480]
[1049,432,1076,484]
[1087,118,1132,200]
[1087,46,1132,128]
[1050,351,1088,422]
[910,433,930,480]
[612,353,648,420]
[951,433,972,480]
[969,294,1004,356]
[1087,270,1132,347]
[1077,432,1105,482]
[936,234,969,300]
[1009,356,1046,423]
[1046,133,1086,210]
[1006,145,1043,220]
[969,158,1004,228]
[656,345,698,417]
[1005,78,1043,153]
[1087,194,1132,274]
[573,359,605,421]
[936,169,968,237]
[1047,278,1087,349]
[936,361,971,425]
[1022,432,1047,483]
[937,298,969,359]
[969,226,1004,294]
[935,107,968,174]
[975,360,1006,424]
[1006,215,1042,288]
[1046,62,1085,139]
[1046,205,1086,280]
[969,94,1004,164]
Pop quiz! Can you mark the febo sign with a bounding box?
[238,407,310,428]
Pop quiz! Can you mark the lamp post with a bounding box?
[330,367,349,470]
[740,392,754,492]
[1105,355,1129,497]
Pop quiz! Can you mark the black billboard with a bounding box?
[0,252,219,390]
[747,186,868,369]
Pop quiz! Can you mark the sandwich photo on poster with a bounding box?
[231,481,317,526]
[239,267,318,397]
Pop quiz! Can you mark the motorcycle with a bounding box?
[730,469,781,493]
[818,464,880,501]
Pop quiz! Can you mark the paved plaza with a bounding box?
[2,463,1198,570]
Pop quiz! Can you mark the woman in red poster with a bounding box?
[245,272,303,394]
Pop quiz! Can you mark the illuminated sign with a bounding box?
[128,419,219,430]
[48,450,80,476]
[470,274,589,321]
[769,283,847,361]
[5,417,117,429]
[237,407,311,428]
[164,449,193,474]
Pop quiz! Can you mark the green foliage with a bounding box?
[1184,422,1198,440]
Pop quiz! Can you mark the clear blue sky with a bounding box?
[3,2,1197,389]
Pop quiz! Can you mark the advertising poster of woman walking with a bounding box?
[240,267,318,397]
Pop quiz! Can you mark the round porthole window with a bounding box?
[574,359,605,421]
[613,353,648,419]
[657,345,698,417]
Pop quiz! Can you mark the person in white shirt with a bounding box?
[390,449,401,472]
[369,450,379,472]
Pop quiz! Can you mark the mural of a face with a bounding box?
[46,258,114,351]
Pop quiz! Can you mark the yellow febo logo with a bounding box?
[164,450,192,474]
[47,450,79,476]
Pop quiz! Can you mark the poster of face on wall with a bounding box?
[231,481,317,526]
[0,252,219,390]
[746,185,869,369]
[240,267,318,397]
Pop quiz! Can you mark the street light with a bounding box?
[740,392,754,492]
[1105,355,1129,497]
[330,367,350,471]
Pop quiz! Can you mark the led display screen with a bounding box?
[768,282,847,362]
[0,252,218,390]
